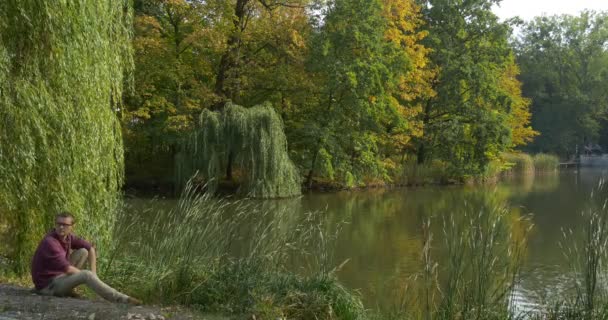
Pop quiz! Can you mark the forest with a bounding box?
[123,0,597,197]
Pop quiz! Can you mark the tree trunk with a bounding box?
[214,0,249,109]
[306,148,320,189]
[417,143,426,164]
[226,152,234,181]
[417,101,432,164]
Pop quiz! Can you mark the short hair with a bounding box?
[55,211,75,224]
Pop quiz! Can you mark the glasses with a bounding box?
[56,222,73,228]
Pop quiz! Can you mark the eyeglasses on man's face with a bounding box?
[55,222,73,228]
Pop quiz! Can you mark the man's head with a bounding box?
[54,212,75,238]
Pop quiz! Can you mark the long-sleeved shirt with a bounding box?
[31,231,92,290]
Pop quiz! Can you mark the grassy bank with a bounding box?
[282,152,558,191]
[102,182,366,319]
[502,153,559,176]
[104,184,535,320]
[122,153,560,197]
[7,177,608,320]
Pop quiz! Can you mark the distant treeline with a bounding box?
[121,0,608,192]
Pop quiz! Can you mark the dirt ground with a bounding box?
[0,284,224,320]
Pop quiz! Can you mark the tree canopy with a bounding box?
[123,0,539,191]
[516,11,608,156]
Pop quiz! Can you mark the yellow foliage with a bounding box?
[382,0,436,150]
[383,0,436,101]
[499,55,539,147]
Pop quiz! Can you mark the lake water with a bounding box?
[126,168,608,312]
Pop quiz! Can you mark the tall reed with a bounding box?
[532,154,559,172]
[103,180,365,319]
[502,153,534,175]
[399,159,450,186]
[552,181,608,320]
[396,198,531,320]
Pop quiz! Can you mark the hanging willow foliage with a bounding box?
[176,102,301,199]
[0,1,132,273]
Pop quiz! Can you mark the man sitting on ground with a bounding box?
[31,211,141,304]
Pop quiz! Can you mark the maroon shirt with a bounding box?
[31,231,92,290]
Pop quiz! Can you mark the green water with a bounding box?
[125,168,607,310]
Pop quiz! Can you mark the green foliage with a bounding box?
[398,159,450,185]
[105,182,365,319]
[516,11,608,156]
[0,0,132,273]
[176,102,301,198]
[120,0,538,190]
[532,153,559,172]
[416,0,517,177]
[300,0,408,186]
[123,0,227,188]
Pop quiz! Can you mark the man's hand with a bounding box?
[89,247,97,274]
[66,265,80,275]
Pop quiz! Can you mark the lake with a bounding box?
[125,168,608,313]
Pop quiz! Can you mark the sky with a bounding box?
[492,0,608,22]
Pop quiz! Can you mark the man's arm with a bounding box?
[70,235,96,273]
[66,246,95,274]
[89,247,97,274]
[66,265,80,274]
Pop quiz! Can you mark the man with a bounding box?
[31,211,141,304]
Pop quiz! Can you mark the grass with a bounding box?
[96,186,608,320]
[501,153,559,177]
[7,178,608,320]
[502,153,535,175]
[532,154,559,172]
[397,159,450,186]
[543,182,608,320]
[102,181,366,319]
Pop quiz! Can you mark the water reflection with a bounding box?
[120,168,608,313]
[294,168,608,311]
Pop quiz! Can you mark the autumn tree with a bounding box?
[499,54,538,148]
[213,0,308,107]
[416,0,517,176]
[301,0,409,187]
[123,0,225,187]
[381,0,436,158]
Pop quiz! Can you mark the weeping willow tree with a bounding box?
[176,102,301,198]
[0,1,132,274]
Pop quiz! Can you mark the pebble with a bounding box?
[127,312,163,320]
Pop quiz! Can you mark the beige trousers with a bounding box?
[40,248,130,303]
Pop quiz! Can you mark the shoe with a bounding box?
[126,296,143,305]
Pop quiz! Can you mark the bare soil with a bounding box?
[0,284,221,320]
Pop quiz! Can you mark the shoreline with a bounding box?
[0,284,217,320]
[123,171,560,199]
